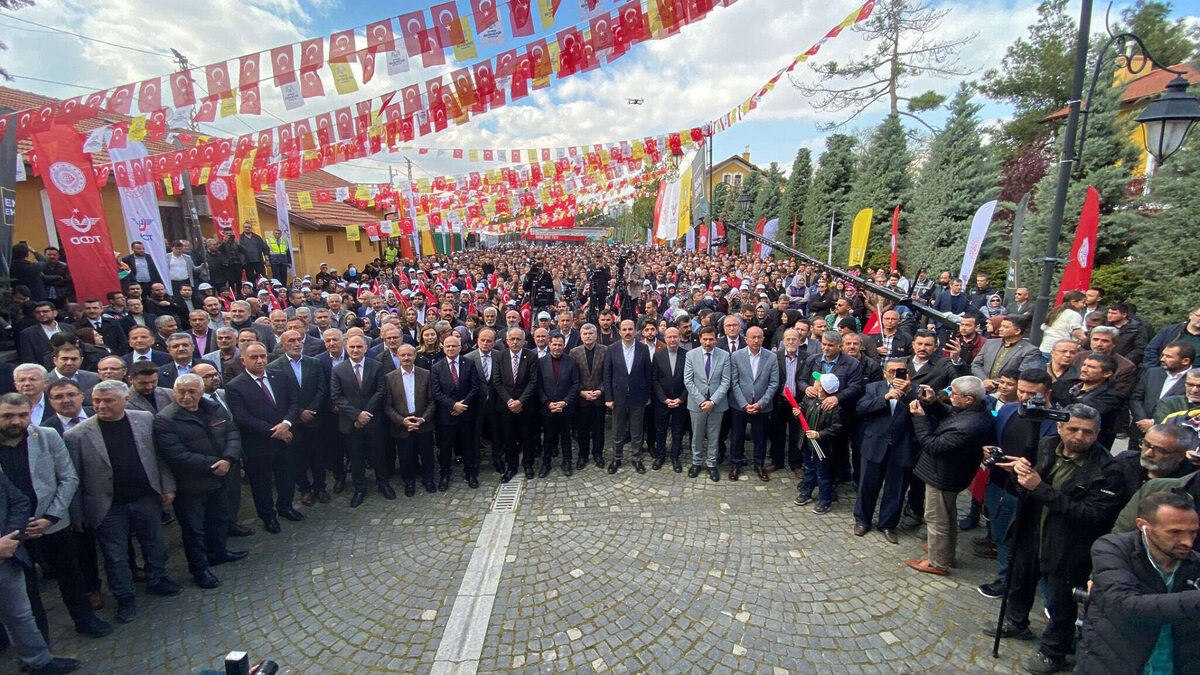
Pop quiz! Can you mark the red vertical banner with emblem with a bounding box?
[30,125,119,300]
[206,174,239,233]
[1055,186,1099,305]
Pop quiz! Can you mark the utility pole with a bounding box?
[170,49,208,267]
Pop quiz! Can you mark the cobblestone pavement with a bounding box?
[30,461,1047,673]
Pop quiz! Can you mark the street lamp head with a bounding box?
[735,191,754,206]
[1137,75,1200,164]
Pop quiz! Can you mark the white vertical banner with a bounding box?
[685,222,696,251]
[654,173,682,241]
[759,218,780,260]
[109,142,172,295]
[959,200,998,285]
[274,179,295,276]
[827,214,835,265]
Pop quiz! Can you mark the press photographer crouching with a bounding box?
[986,404,1127,674]
[1075,491,1200,674]
[977,368,1062,600]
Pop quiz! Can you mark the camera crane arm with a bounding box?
[720,220,963,330]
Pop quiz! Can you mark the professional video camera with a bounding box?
[523,261,555,309]
[1017,393,1070,423]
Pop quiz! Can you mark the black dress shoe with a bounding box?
[538,464,551,478]
[594,457,604,468]
[424,482,438,493]
[651,458,664,470]
[114,599,136,624]
[208,550,248,566]
[278,508,305,522]
[379,483,397,500]
[332,479,346,494]
[146,579,182,597]
[263,518,282,533]
[438,476,450,491]
[607,460,620,474]
[563,466,573,477]
[193,570,220,589]
[404,484,416,497]
[27,657,81,674]
[524,467,535,479]
[756,466,770,482]
[708,467,720,482]
[316,490,332,504]
[728,466,741,481]
[634,461,647,474]
[467,476,480,489]
[349,491,367,508]
[501,470,516,483]
[687,465,702,478]
[672,458,683,473]
[74,616,113,639]
[227,522,254,537]
[576,456,588,470]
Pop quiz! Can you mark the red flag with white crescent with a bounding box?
[1055,186,1099,305]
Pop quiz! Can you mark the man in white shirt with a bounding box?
[13,364,52,425]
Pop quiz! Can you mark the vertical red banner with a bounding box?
[31,124,120,300]
[1056,186,1099,305]
[206,175,238,233]
[889,205,900,272]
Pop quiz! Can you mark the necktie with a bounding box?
[512,353,519,378]
[354,363,363,385]
[450,360,459,387]
[139,355,149,362]
[69,416,82,430]
[731,339,738,351]
[93,321,101,330]
[705,351,711,378]
[258,377,276,406]
[482,357,490,381]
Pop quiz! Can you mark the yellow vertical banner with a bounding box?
[678,164,693,238]
[848,208,873,267]
[345,225,360,241]
[537,0,559,29]
[235,168,260,233]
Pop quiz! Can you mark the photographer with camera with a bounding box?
[1075,491,1200,674]
[987,404,1128,674]
[976,368,1060,599]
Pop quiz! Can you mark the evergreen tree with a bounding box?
[1117,1,1198,67]
[907,84,1000,276]
[751,162,786,224]
[842,114,913,264]
[1018,68,1140,303]
[731,170,763,253]
[801,135,858,257]
[711,181,729,223]
[779,148,812,247]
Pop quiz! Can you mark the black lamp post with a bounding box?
[1028,1,1200,345]
[736,189,754,254]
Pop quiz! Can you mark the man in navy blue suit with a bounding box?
[224,342,303,534]
[430,334,480,490]
[604,319,653,474]
[854,358,918,545]
[538,334,579,477]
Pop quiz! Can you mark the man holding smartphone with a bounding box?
[854,359,918,544]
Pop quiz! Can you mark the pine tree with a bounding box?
[730,171,763,253]
[751,162,785,224]
[1018,67,1141,302]
[843,114,913,265]
[711,181,729,223]
[801,135,858,257]
[1118,1,1198,67]
[907,84,1000,276]
[779,148,812,247]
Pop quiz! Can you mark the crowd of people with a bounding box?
[0,237,1198,674]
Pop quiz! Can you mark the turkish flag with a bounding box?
[510,0,534,37]
[431,2,464,47]
[619,2,649,43]
[106,84,135,115]
[366,20,396,53]
[470,0,499,30]
[239,86,261,115]
[300,38,324,69]
[195,97,217,123]
[452,68,477,106]
[398,11,428,57]
[300,68,324,98]
[271,45,297,86]
[328,29,356,62]
[30,125,120,300]
[137,77,162,113]
[528,39,551,79]
[590,14,614,51]
[557,27,582,77]
[334,107,354,140]
[1056,186,1100,304]
[239,53,261,89]
[168,72,196,108]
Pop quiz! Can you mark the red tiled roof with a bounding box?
[0,86,179,164]
[1041,62,1200,122]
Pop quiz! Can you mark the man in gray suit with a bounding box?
[64,380,181,624]
[126,361,174,414]
[0,464,81,674]
[684,326,731,482]
[728,326,780,482]
[970,316,1042,394]
[0,393,111,640]
[465,327,501,472]
[46,344,100,407]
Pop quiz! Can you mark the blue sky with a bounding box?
[3,0,1196,184]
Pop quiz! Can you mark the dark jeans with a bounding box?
[542,412,573,468]
[986,484,1021,581]
[242,262,266,283]
[501,409,538,470]
[437,418,476,479]
[173,488,230,577]
[0,561,52,669]
[769,406,803,469]
[346,426,387,491]
[1005,525,1089,660]
[76,527,102,594]
[855,456,908,530]
[24,528,97,628]
[95,495,169,602]
[575,405,605,462]
[244,447,296,521]
[653,402,688,461]
[397,432,436,487]
[800,445,834,506]
[730,409,769,467]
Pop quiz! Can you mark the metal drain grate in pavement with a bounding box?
[491,481,522,513]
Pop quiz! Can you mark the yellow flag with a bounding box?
[469,149,479,162]
[235,168,260,233]
[128,117,148,142]
[346,225,360,242]
[452,18,478,60]
[329,62,359,95]
[537,0,558,29]
[198,167,211,185]
[297,191,313,210]
[678,164,693,237]
[220,95,237,118]
[354,184,370,200]
[548,40,561,75]
[848,208,873,267]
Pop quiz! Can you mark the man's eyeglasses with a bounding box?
[1140,439,1182,455]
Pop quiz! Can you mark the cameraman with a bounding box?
[976,368,1059,599]
[1076,491,1200,674]
[988,404,1127,674]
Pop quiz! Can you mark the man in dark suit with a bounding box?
[854,359,918,544]
[268,330,328,506]
[430,333,481,490]
[314,328,349,493]
[465,327,501,472]
[1130,341,1193,442]
[717,314,744,353]
[604,319,653,474]
[329,334,390,507]
[157,333,200,389]
[800,331,865,484]
[771,328,807,478]
[570,324,606,471]
[495,327,539,482]
[18,301,74,366]
[184,310,217,358]
[376,324,405,377]
[651,327,688,473]
[385,344,436,496]
[121,326,171,368]
[224,342,303,533]
[121,242,162,295]
[550,313,582,353]
[76,298,126,356]
[538,334,579,477]
[908,329,969,391]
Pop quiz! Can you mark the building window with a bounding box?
[325,236,334,254]
[722,174,732,185]
[355,240,362,253]
[733,174,742,188]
